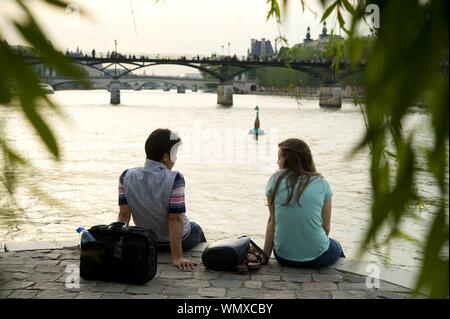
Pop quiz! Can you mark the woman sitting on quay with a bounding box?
[263,138,345,269]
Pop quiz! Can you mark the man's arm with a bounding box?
[321,199,332,236]
[117,170,130,224]
[118,204,131,224]
[168,213,198,270]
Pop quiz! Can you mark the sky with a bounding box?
[0,0,360,75]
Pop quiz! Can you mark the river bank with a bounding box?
[251,86,365,101]
[0,241,427,299]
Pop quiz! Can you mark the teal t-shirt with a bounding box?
[265,171,333,262]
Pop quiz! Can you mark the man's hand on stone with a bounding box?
[172,257,198,271]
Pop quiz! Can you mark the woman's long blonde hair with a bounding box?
[268,138,320,206]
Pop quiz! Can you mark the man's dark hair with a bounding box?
[145,128,181,161]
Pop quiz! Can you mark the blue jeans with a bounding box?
[274,238,345,269]
[157,222,206,252]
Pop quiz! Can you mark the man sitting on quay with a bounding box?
[117,128,206,271]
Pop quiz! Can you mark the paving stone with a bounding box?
[331,291,374,299]
[7,290,40,299]
[163,287,199,297]
[126,285,164,294]
[67,282,99,291]
[170,280,210,289]
[227,288,263,299]
[159,271,194,279]
[210,279,243,288]
[99,293,132,299]
[186,295,210,299]
[12,273,30,280]
[32,252,61,260]
[34,265,64,274]
[75,292,103,299]
[0,265,35,273]
[312,273,343,283]
[340,282,372,291]
[143,278,172,287]
[29,260,61,268]
[27,273,62,283]
[282,267,318,274]
[341,272,368,283]
[131,294,168,299]
[256,265,283,274]
[266,259,282,267]
[5,241,67,252]
[251,274,281,282]
[0,272,30,282]
[379,281,412,293]
[59,260,80,268]
[30,282,66,291]
[0,290,12,298]
[194,271,221,280]
[0,257,30,265]
[218,273,250,281]
[280,273,312,283]
[296,291,331,299]
[368,290,408,299]
[59,254,80,261]
[263,290,296,299]
[0,281,34,290]
[263,281,301,291]
[0,245,418,300]
[303,282,337,291]
[318,267,341,274]
[244,281,262,289]
[35,290,79,299]
[197,287,226,298]
[92,282,127,293]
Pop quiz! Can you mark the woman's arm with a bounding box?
[321,199,332,236]
[263,196,275,259]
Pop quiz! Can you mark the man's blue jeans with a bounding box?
[157,222,207,252]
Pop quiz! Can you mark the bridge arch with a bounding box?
[29,57,341,83]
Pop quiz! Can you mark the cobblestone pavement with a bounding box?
[0,245,425,299]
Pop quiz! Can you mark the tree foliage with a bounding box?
[0,0,85,203]
[268,0,448,298]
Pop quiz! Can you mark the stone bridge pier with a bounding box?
[110,79,121,105]
[217,82,233,107]
[319,85,342,108]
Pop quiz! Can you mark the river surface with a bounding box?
[0,89,445,275]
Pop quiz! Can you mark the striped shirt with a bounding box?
[118,170,186,214]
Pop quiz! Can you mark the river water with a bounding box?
[0,89,444,275]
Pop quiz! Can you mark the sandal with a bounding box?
[234,235,269,272]
[236,261,249,272]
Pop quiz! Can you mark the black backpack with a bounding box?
[80,222,157,284]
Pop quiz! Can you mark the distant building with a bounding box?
[295,21,344,50]
[303,26,313,46]
[66,47,105,77]
[247,38,276,60]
